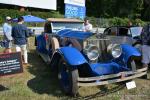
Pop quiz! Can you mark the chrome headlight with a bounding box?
[84,44,99,61]
[107,44,122,58]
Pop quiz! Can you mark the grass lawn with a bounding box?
[0,37,150,100]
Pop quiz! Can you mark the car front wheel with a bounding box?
[58,59,79,96]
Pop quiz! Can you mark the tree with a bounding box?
[142,0,150,21]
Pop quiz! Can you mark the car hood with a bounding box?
[57,29,93,39]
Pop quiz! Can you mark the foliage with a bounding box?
[58,0,149,21]
[88,17,146,28]
[142,0,150,21]
[85,0,149,21]
[0,9,63,25]
[0,0,149,26]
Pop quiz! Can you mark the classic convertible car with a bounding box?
[35,18,147,96]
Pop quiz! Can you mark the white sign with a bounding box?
[65,0,85,7]
[0,0,57,10]
[126,81,136,90]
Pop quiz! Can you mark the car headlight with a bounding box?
[84,44,99,61]
[107,44,122,58]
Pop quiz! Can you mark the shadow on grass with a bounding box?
[0,85,9,92]
[27,50,64,97]
[75,83,125,100]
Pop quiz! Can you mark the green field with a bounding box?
[0,37,150,100]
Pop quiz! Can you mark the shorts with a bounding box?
[15,44,27,52]
[142,45,150,64]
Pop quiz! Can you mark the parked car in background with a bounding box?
[35,19,147,96]
[102,26,143,51]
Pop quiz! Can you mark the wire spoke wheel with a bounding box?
[58,59,79,96]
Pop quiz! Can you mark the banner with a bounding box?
[0,0,56,10]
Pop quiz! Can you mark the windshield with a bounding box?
[52,22,83,33]
[130,27,143,37]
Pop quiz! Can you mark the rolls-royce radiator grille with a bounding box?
[85,38,111,61]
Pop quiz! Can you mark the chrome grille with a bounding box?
[85,38,111,61]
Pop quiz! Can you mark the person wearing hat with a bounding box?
[2,16,13,53]
[83,18,93,32]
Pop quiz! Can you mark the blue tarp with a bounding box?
[13,15,46,22]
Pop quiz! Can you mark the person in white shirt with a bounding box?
[83,18,93,32]
[2,16,13,53]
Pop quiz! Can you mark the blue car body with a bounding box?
[36,29,141,76]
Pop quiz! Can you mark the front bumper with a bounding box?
[78,67,147,86]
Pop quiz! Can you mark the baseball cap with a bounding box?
[6,16,12,21]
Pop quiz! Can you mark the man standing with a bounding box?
[2,16,13,53]
[141,23,150,68]
[83,18,93,32]
[12,17,29,64]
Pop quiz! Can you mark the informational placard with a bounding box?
[126,81,136,90]
[65,4,86,19]
[0,52,23,76]
[0,0,56,10]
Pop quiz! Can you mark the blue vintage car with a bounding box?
[35,18,147,96]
